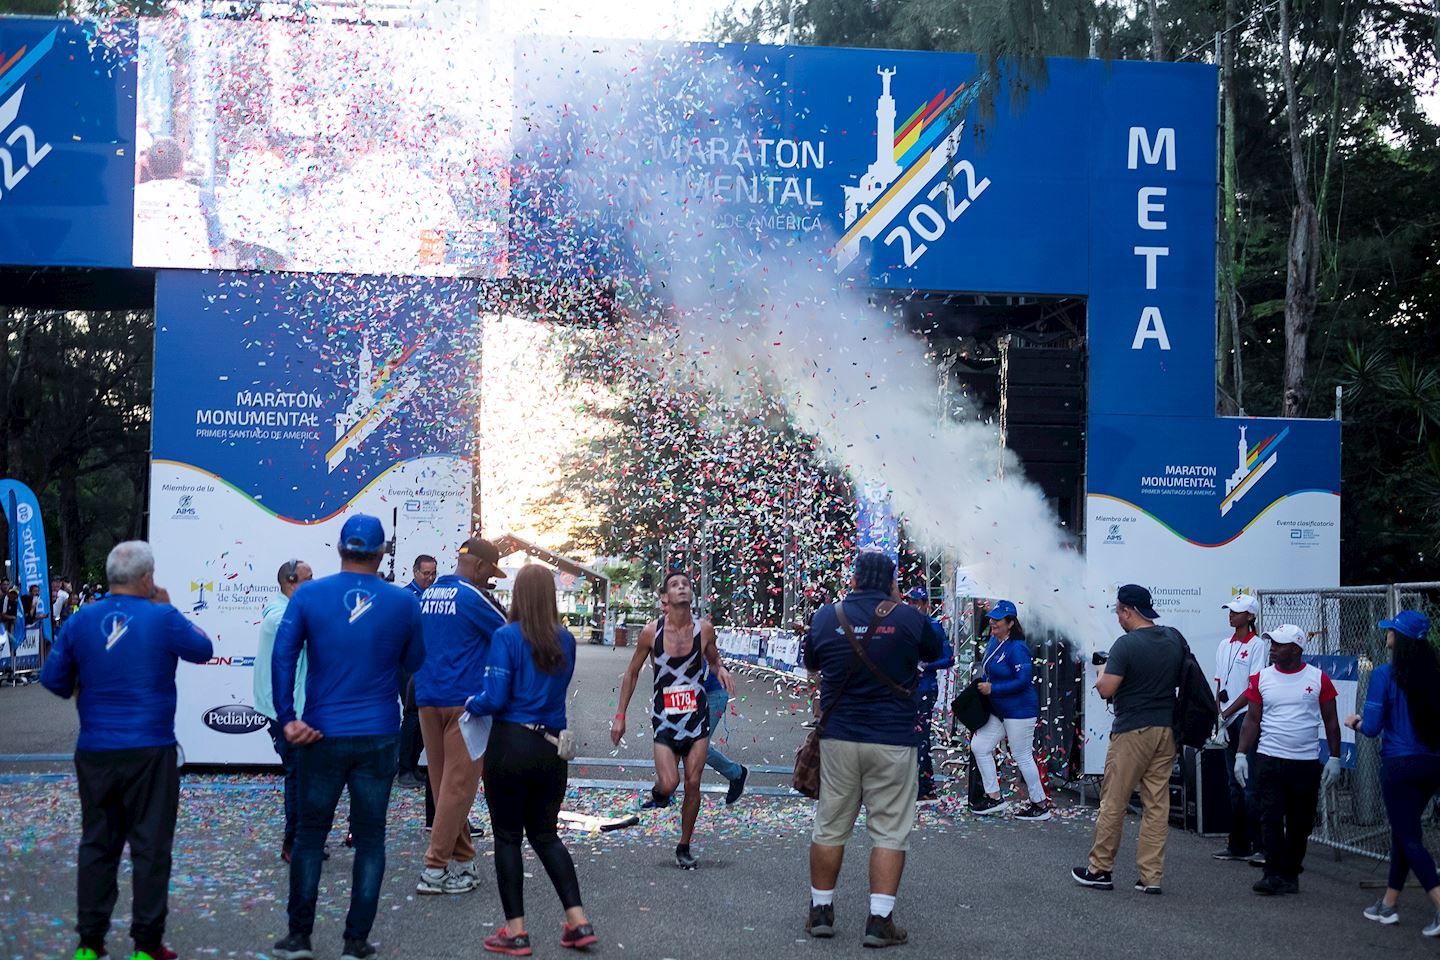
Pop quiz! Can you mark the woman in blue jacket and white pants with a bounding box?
[970,600,1050,821]
[1346,610,1440,936]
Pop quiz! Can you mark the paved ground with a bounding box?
[1,645,1429,960]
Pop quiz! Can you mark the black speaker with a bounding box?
[1182,745,1233,836]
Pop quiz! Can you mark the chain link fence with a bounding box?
[1255,585,1439,862]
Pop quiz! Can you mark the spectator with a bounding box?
[39,541,213,960]
[269,515,425,960]
[1072,584,1184,895]
[133,137,217,269]
[1213,594,1267,864]
[253,558,315,862]
[802,551,941,948]
[465,563,598,954]
[1346,610,1440,933]
[1234,624,1341,896]
[398,554,439,788]
[970,599,1050,821]
[903,586,954,804]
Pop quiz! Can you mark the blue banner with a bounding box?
[0,479,51,671]
[0,19,136,268]
[855,485,899,564]
[1308,655,1359,768]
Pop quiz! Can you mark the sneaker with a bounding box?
[340,941,376,960]
[639,791,672,810]
[483,928,533,956]
[1070,867,1114,890]
[801,719,819,729]
[725,766,749,805]
[675,844,698,870]
[1423,911,1440,937]
[915,793,940,806]
[1363,898,1399,925]
[272,933,315,960]
[1247,851,1266,867]
[1014,802,1052,822]
[1252,875,1298,896]
[560,922,599,950]
[806,903,835,938]
[450,859,483,883]
[1212,848,1250,861]
[970,795,1006,816]
[862,913,908,948]
[1133,879,1163,895]
[416,866,450,894]
[73,948,104,960]
[127,954,157,960]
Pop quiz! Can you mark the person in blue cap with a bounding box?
[270,513,425,960]
[1346,610,1440,935]
[902,586,954,803]
[970,599,1050,820]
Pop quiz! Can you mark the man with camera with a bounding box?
[1072,584,1184,895]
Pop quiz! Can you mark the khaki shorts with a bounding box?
[812,738,919,851]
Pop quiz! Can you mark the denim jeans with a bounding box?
[917,690,938,794]
[705,686,743,781]
[288,734,398,942]
[267,719,299,850]
[1224,721,1262,855]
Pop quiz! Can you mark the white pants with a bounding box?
[971,715,1046,803]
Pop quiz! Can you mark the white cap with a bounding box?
[1222,594,1259,615]
[1262,623,1307,651]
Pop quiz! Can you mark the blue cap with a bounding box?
[1380,610,1431,641]
[340,513,386,554]
[988,599,1018,621]
[905,586,929,601]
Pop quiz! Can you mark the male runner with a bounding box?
[612,571,734,869]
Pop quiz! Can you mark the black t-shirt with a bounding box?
[1106,625,1184,734]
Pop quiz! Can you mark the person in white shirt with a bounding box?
[1213,594,1267,864]
[133,137,217,269]
[1234,624,1342,896]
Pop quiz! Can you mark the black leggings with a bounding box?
[482,721,583,919]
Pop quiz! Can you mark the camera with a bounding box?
[1218,691,1230,704]
[1092,651,1109,666]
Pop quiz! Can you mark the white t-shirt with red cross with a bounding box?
[1244,663,1337,760]
[1215,630,1266,728]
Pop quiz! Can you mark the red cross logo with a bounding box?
[1305,686,1314,694]
[1239,650,1249,660]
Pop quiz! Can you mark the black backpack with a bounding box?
[1170,628,1218,749]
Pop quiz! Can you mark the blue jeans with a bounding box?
[917,690,937,794]
[705,687,743,781]
[288,734,398,941]
[267,720,299,850]
[1224,722,1262,855]
[1382,754,1440,892]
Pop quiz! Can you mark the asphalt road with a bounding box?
[0,645,1426,960]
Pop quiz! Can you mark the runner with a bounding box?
[612,571,734,869]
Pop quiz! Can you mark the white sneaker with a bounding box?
[1423,911,1440,937]
[416,866,450,895]
[450,859,482,883]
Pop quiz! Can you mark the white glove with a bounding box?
[1322,756,1342,789]
[1233,752,1249,788]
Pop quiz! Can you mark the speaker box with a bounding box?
[1182,745,1233,836]
[1003,424,1083,460]
[1003,385,1084,425]
[1003,347,1084,385]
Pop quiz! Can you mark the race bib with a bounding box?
[662,685,699,715]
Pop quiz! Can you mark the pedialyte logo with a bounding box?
[326,332,430,473]
[834,67,988,272]
[102,611,131,650]
[202,703,267,734]
[345,587,375,624]
[1220,425,1289,517]
[0,29,57,206]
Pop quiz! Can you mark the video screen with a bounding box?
[135,19,510,277]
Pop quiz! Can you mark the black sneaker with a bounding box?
[1212,848,1249,861]
[806,903,835,938]
[970,795,1006,816]
[1014,802,1051,822]
[639,790,672,810]
[1133,879,1162,895]
[341,940,377,960]
[862,913,908,948]
[725,766,749,805]
[1070,867,1114,890]
[1247,851,1266,867]
[675,844,698,870]
[272,933,315,960]
[1252,874,1298,896]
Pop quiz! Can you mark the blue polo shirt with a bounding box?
[465,622,576,729]
[40,595,214,751]
[272,572,425,736]
[415,574,507,707]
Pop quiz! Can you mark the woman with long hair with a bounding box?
[1347,610,1440,936]
[465,564,597,955]
[970,600,1050,821]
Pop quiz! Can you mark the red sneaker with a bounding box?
[483,928,532,956]
[161,949,178,960]
[560,922,598,949]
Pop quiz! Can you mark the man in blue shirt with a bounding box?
[270,514,425,960]
[904,586,955,803]
[802,552,941,948]
[398,554,437,788]
[413,538,507,895]
[40,541,213,960]
[253,558,314,862]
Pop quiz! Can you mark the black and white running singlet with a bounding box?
[650,616,710,750]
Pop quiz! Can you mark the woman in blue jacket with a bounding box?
[970,600,1049,821]
[1346,610,1440,936]
[466,565,597,955]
